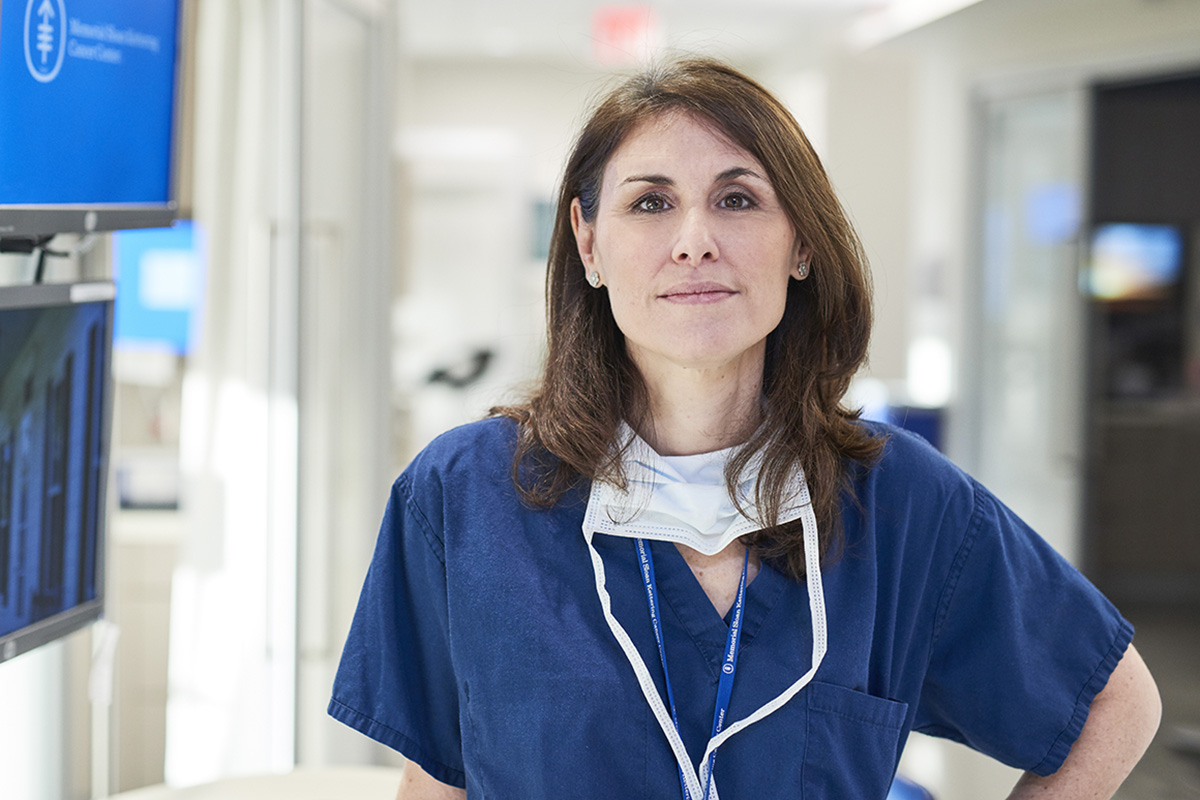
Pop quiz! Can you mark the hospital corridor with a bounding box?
[0,0,1198,798]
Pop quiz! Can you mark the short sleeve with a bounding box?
[914,479,1133,776]
[328,473,467,788]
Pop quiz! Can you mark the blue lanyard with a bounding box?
[636,538,749,800]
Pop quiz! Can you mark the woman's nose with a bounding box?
[671,209,719,265]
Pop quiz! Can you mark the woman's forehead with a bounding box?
[601,111,766,187]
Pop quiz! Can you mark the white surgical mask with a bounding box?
[583,423,810,555]
[581,423,828,800]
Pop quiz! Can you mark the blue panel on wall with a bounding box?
[113,220,203,354]
[890,406,944,452]
[0,0,179,204]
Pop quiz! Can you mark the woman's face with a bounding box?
[571,112,808,381]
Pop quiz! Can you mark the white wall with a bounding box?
[296,0,396,770]
[394,60,608,459]
[823,50,918,387]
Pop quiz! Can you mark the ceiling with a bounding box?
[394,0,902,64]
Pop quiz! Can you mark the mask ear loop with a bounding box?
[584,469,827,800]
[696,485,827,794]
[583,528,708,800]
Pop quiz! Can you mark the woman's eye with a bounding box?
[720,193,755,210]
[633,194,669,213]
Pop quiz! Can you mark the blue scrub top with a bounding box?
[329,418,1132,799]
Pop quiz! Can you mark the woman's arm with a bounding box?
[395,761,467,800]
[1007,644,1160,799]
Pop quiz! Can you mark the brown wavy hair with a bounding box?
[494,57,882,579]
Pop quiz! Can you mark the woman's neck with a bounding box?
[632,350,765,456]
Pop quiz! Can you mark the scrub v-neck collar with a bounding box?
[647,538,789,675]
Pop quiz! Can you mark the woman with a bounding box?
[330,58,1160,799]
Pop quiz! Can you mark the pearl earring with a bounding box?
[587,271,602,288]
[796,261,809,279]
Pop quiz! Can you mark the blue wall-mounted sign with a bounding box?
[0,0,179,205]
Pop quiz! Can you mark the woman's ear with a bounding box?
[795,241,813,267]
[571,197,596,271]
[793,240,814,280]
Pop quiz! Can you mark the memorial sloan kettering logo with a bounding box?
[24,0,67,83]
[23,5,162,81]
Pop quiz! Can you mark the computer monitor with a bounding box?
[1085,223,1184,303]
[0,282,114,663]
[0,0,182,237]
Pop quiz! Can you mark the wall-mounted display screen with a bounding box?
[1086,223,1185,303]
[113,220,204,355]
[0,0,181,236]
[0,282,113,663]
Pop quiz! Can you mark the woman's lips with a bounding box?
[660,282,737,304]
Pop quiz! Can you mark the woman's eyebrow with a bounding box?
[619,167,767,187]
[621,173,673,187]
[716,167,766,183]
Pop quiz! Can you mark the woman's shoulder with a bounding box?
[391,417,524,534]
[406,416,520,483]
[854,418,961,470]
[420,415,520,457]
[849,419,977,516]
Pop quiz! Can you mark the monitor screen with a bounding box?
[1086,223,1185,303]
[113,220,204,355]
[0,282,113,663]
[0,0,181,236]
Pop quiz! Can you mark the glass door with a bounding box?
[966,87,1088,562]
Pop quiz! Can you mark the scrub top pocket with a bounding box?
[801,682,909,799]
